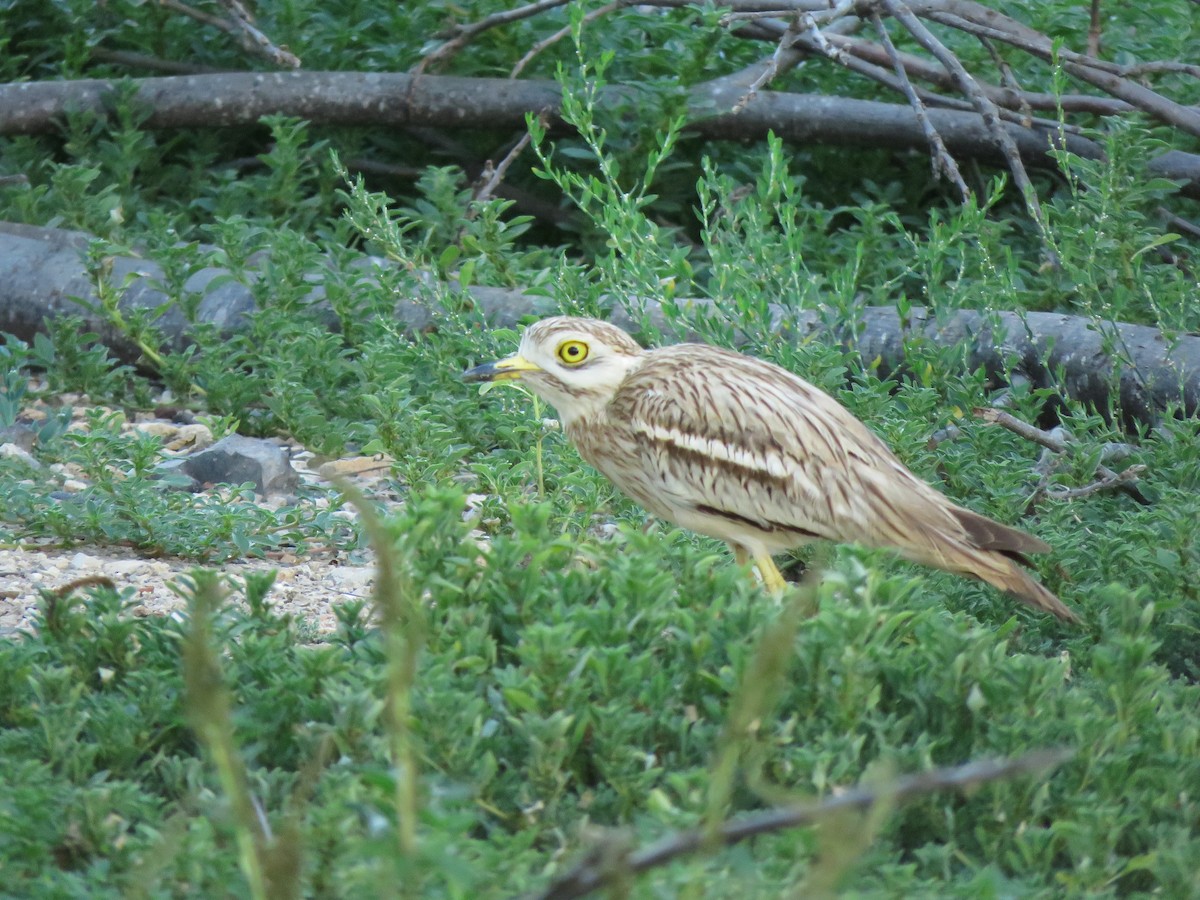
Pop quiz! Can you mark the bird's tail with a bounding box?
[965,550,1080,624]
[897,518,1080,623]
[923,505,1081,624]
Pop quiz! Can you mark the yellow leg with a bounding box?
[753,553,789,595]
[731,544,789,595]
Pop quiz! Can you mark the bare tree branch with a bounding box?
[871,11,970,200]
[748,17,1090,135]
[823,32,1133,116]
[527,748,1075,900]
[1087,0,1102,58]
[880,0,1054,263]
[906,0,1200,135]
[215,0,301,69]
[5,71,1155,189]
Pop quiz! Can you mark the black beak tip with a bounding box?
[462,362,498,383]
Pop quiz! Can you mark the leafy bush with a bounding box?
[1,1,1197,895]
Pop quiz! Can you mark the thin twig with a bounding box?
[732,15,808,112]
[871,12,969,200]
[526,748,1075,900]
[216,0,300,68]
[469,129,536,212]
[1113,60,1200,78]
[1041,465,1146,502]
[420,0,572,73]
[158,0,228,30]
[978,35,1035,127]
[89,48,228,75]
[159,0,298,68]
[974,407,1067,452]
[973,408,1150,505]
[510,2,624,78]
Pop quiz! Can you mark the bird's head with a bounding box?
[463,316,645,425]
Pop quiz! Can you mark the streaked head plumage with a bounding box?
[463,316,645,425]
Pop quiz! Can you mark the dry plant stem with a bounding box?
[871,12,968,200]
[420,0,572,72]
[181,573,270,900]
[511,2,625,78]
[337,480,424,861]
[705,569,821,834]
[51,575,116,597]
[530,748,1075,900]
[879,0,1053,262]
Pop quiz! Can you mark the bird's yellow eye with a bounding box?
[556,340,590,365]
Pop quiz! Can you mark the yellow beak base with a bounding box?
[461,355,542,383]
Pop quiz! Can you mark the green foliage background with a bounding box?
[1,1,1198,897]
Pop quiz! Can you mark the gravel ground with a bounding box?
[0,543,377,638]
[0,382,401,638]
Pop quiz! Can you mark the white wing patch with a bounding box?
[632,420,810,488]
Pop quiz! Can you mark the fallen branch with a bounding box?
[2,223,1198,429]
[526,747,1074,900]
[2,72,1197,198]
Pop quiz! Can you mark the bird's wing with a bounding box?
[604,344,973,553]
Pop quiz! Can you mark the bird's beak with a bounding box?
[462,354,542,383]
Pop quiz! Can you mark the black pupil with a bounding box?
[567,345,579,357]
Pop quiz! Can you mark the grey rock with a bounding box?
[175,434,300,496]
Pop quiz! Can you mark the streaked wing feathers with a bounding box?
[606,344,964,552]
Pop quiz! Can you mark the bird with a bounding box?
[462,316,1079,623]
